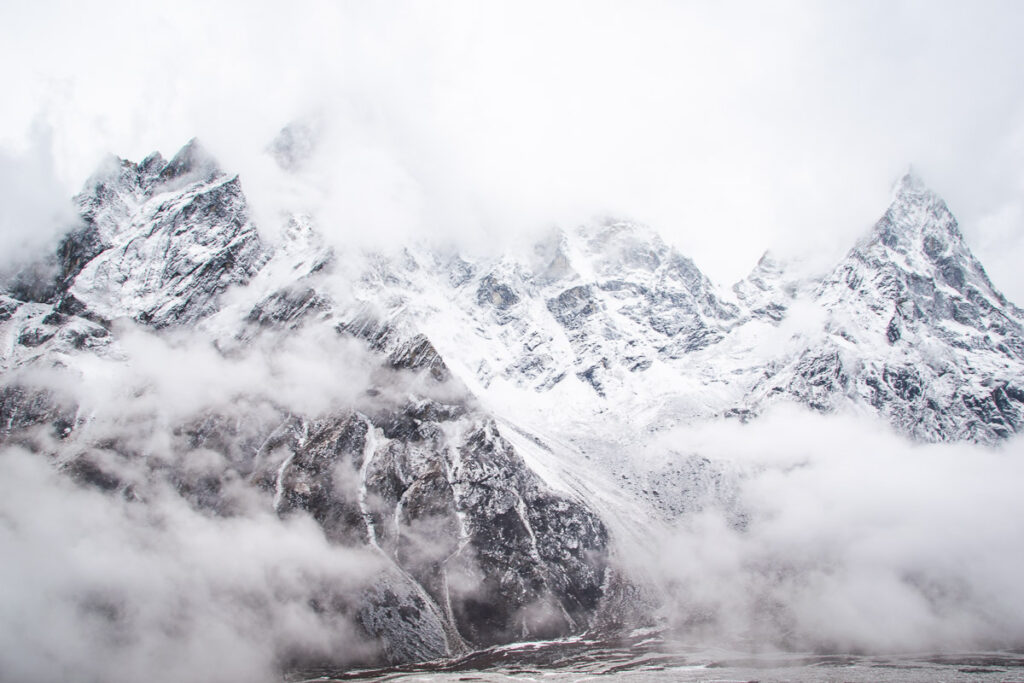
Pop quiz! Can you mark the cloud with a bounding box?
[0,447,383,683]
[1,1,1023,296]
[635,407,1024,652]
[0,312,473,681]
[0,123,79,269]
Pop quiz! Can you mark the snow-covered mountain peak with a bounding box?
[731,173,1024,442]
[893,168,928,195]
[825,172,1012,333]
[56,151,1024,445]
[57,142,271,328]
[732,251,795,322]
[156,137,222,185]
[864,171,972,266]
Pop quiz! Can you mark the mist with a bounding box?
[0,125,79,268]
[0,311,467,681]
[0,446,382,683]
[640,408,1024,653]
[3,1,1024,296]
[2,0,1024,678]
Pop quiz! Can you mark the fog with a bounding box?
[2,0,1024,678]
[0,446,382,683]
[643,408,1024,653]
[0,320,423,683]
[2,1,1024,296]
[0,125,79,268]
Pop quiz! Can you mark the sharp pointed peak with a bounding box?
[892,165,932,198]
[755,249,781,268]
[157,137,221,183]
[269,121,320,171]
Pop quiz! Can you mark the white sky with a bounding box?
[2,0,1023,298]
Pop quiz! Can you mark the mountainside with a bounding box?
[2,140,1023,670]
[337,173,1024,451]
[0,141,611,666]
[741,174,1024,442]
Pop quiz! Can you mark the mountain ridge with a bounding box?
[2,139,1023,670]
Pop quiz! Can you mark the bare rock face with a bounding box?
[271,402,608,653]
[0,141,613,667]
[743,173,1024,442]
[4,139,1024,674]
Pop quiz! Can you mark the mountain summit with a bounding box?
[745,172,1024,441]
[2,142,1023,669]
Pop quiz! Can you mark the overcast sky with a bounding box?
[2,0,1023,298]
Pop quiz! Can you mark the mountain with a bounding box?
[2,140,1023,670]
[346,172,1024,445]
[741,173,1024,442]
[0,141,611,666]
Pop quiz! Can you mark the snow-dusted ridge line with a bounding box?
[348,171,1024,445]
[2,139,1024,669]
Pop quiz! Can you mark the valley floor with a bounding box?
[290,633,1024,682]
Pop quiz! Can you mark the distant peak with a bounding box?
[755,250,781,269]
[157,138,221,183]
[269,122,320,171]
[138,151,165,173]
[893,167,930,197]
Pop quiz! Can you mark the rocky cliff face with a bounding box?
[2,140,1023,670]
[0,141,611,667]
[67,140,270,328]
[742,174,1024,442]
[343,173,1024,447]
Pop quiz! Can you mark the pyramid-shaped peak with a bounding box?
[157,138,221,183]
[754,250,783,272]
[138,151,166,175]
[863,169,966,255]
[828,168,1011,312]
[893,167,930,196]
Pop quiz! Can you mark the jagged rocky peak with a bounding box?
[747,250,786,282]
[75,138,222,242]
[732,251,829,324]
[577,219,668,274]
[744,171,1024,443]
[854,171,996,293]
[823,171,1018,339]
[879,170,961,242]
[570,219,741,322]
[156,137,222,184]
[269,121,321,171]
[77,138,219,211]
[733,251,791,322]
[21,140,272,329]
[531,228,576,284]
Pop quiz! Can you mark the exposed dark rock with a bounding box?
[247,285,331,328]
[477,274,520,310]
[337,310,451,382]
[548,285,600,330]
[0,384,76,443]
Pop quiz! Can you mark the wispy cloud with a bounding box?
[1,1,1022,295]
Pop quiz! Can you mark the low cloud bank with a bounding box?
[0,447,383,683]
[644,408,1024,653]
[0,319,457,682]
